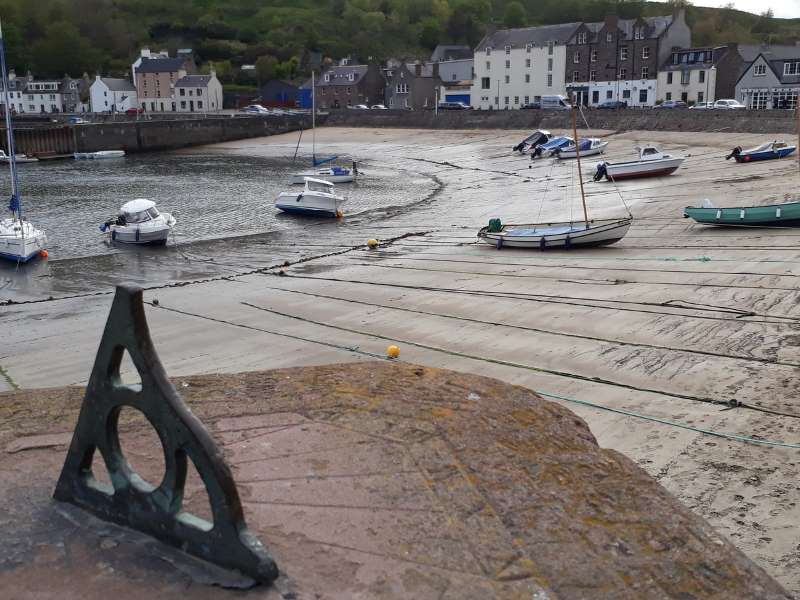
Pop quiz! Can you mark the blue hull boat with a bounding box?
[727,141,796,163]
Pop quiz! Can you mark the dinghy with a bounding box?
[530,136,574,159]
[100,199,176,245]
[683,198,800,227]
[74,150,125,160]
[556,138,608,159]
[513,130,550,154]
[291,163,358,185]
[276,177,345,218]
[726,141,795,163]
[481,98,631,250]
[0,149,37,163]
[0,20,46,263]
[594,145,684,181]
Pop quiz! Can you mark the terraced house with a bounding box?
[735,46,800,109]
[564,9,690,107]
[315,62,384,109]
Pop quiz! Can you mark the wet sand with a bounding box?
[4,126,800,593]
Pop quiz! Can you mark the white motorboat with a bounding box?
[0,20,46,263]
[74,150,125,160]
[556,138,608,159]
[275,177,345,218]
[101,199,176,245]
[594,145,684,181]
[291,163,358,185]
[0,149,37,163]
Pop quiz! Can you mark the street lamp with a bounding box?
[706,65,715,104]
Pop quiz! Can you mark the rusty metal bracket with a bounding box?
[53,284,278,584]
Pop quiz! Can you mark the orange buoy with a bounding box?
[387,345,400,359]
[367,238,379,249]
[39,249,49,259]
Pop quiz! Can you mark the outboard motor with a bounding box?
[513,142,524,153]
[726,146,742,160]
[593,162,608,182]
[530,146,543,160]
[352,160,359,175]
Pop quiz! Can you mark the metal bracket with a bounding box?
[53,284,278,584]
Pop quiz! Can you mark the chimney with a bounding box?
[415,63,422,77]
[95,74,101,81]
[8,69,15,81]
[141,48,151,58]
[672,7,687,26]
[433,62,439,79]
[604,15,619,30]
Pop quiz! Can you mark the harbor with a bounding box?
[3,125,800,594]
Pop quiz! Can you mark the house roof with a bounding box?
[317,65,368,87]
[175,75,212,87]
[659,46,727,71]
[98,77,136,92]
[430,45,472,62]
[137,57,187,74]
[736,44,800,63]
[475,23,582,51]
[569,15,674,44]
[734,51,800,87]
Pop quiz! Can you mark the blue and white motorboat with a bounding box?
[513,129,551,154]
[291,163,357,184]
[276,177,346,218]
[530,136,574,159]
[556,138,608,159]
[727,140,796,163]
[0,19,46,263]
[100,199,176,245]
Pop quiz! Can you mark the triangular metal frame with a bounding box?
[53,284,278,584]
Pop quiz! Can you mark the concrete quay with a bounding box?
[3,126,800,594]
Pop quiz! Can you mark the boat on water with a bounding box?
[0,20,46,263]
[684,198,800,227]
[513,129,550,154]
[100,199,176,245]
[291,163,358,185]
[726,141,795,162]
[530,136,574,159]
[556,138,608,159]
[594,145,684,181]
[276,177,345,218]
[481,98,631,250]
[0,149,37,163]
[74,150,126,160]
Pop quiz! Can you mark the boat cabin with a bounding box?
[636,146,669,161]
[120,199,160,224]
[304,177,336,194]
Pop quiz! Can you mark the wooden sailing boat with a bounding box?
[0,19,46,263]
[478,98,632,250]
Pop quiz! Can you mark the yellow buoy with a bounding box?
[367,238,379,249]
[386,345,400,359]
[336,210,344,218]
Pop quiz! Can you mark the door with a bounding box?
[189,100,194,112]
[592,91,599,104]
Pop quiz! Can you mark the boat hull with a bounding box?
[684,202,800,227]
[275,191,343,218]
[734,148,795,162]
[604,157,684,180]
[109,227,171,245]
[74,151,125,160]
[557,143,608,159]
[0,225,47,262]
[478,218,632,249]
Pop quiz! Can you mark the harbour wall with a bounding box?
[324,108,800,134]
[3,114,312,157]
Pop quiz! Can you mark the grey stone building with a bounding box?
[315,63,385,109]
[384,62,441,110]
[735,46,800,109]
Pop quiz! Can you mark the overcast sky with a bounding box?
[689,0,800,18]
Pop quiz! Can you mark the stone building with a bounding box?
[174,73,223,112]
[315,63,384,109]
[135,54,196,113]
[657,44,744,105]
[384,62,440,110]
[735,46,800,109]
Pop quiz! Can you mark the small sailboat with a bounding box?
[726,141,795,162]
[291,72,357,184]
[100,199,176,245]
[0,20,46,263]
[276,177,345,218]
[513,129,550,154]
[74,150,125,160]
[0,149,37,163]
[556,138,608,159]
[683,198,800,227]
[594,145,684,181]
[530,136,574,159]
[479,99,631,250]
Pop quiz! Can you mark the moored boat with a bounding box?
[683,198,800,227]
[74,150,126,160]
[726,141,795,162]
[0,149,37,163]
[530,136,574,159]
[291,163,358,185]
[100,199,176,245]
[594,145,684,181]
[513,129,550,154]
[556,138,608,159]
[276,177,345,218]
[478,218,632,249]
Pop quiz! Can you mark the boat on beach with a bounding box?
[530,136,574,159]
[0,149,37,163]
[513,129,551,154]
[100,199,176,245]
[276,177,345,218]
[726,141,795,162]
[594,145,684,181]
[683,198,800,227]
[74,150,126,160]
[291,163,358,184]
[556,138,608,159]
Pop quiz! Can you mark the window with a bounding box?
[680,71,690,84]
[481,77,490,89]
[666,92,672,100]
[634,27,642,40]
[525,74,530,83]
[485,47,491,56]
[348,73,354,81]
[577,31,587,44]
[639,89,647,103]
[606,90,612,99]
[324,73,330,82]
[590,70,596,82]
[180,100,186,108]
[505,45,511,54]
[346,86,352,94]
[750,90,769,109]
[525,58,531,68]
[504,96,509,105]
[784,62,800,75]
[592,90,599,103]
[179,88,185,96]
[505,60,510,69]
[395,83,408,93]
[606,32,613,43]
[452,73,457,80]
[526,43,532,53]
[622,89,631,99]
[572,71,580,82]
[641,66,649,79]
[494,96,498,105]
[590,50,597,63]
[504,75,510,84]
[547,74,553,87]
[486,61,490,71]
[642,47,650,59]
[671,53,679,65]
[667,72,673,84]
[620,47,628,61]
[697,91,704,103]
[619,68,627,79]
[547,41,554,55]
[754,64,766,76]
[573,51,580,63]
[698,70,705,83]
[514,96,519,104]
[103,91,107,97]
[524,95,529,103]
[547,58,553,72]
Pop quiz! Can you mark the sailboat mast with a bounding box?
[311,70,316,163]
[570,95,589,228]
[0,19,21,223]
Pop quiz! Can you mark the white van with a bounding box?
[540,95,571,111]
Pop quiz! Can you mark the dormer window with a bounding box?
[504,45,511,54]
[485,47,491,56]
[784,61,800,76]
[525,43,532,53]
[324,73,330,82]
[606,32,613,43]
[348,72,354,81]
[577,31,587,44]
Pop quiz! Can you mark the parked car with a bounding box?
[67,116,88,124]
[714,99,746,110]
[370,104,388,110]
[521,102,541,109]
[438,101,471,110]
[597,100,627,109]
[125,107,144,115]
[240,104,270,114]
[349,104,370,109]
[654,101,688,109]
[689,102,714,110]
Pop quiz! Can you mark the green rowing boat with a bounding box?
[683,201,800,227]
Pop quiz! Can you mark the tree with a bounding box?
[503,1,526,28]
[255,55,278,83]
[30,22,102,77]
[420,17,442,49]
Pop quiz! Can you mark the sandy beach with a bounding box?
[3,126,800,594]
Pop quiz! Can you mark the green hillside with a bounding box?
[0,0,797,84]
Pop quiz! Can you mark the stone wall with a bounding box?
[324,107,799,134]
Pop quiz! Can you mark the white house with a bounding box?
[174,73,222,112]
[90,76,138,113]
[0,70,28,114]
[470,23,581,110]
[23,79,62,113]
